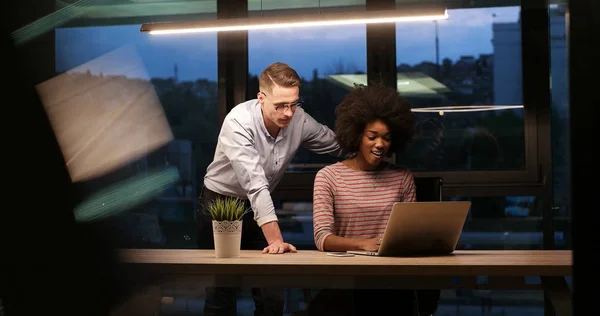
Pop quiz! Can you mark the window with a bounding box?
[248,24,367,171]
[446,196,566,250]
[276,200,315,249]
[54,25,218,248]
[248,0,365,11]
[549,3,570,249]
[56,0,217,24]
[394,5,526,172]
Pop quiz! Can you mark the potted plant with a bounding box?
[206,196,250,258]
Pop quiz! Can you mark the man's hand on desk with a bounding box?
[262,240,297,254]
[260,221,297,254]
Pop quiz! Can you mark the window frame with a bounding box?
[263,0,549,199]
[45,0,555,248]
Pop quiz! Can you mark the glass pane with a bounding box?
[446,196,567,250]
[438,290,545,316]
[549,3,571,250]
[248,0,365,11]
[55,0,217,23]
[248,24,367,171]
[276,200,315,249]
[54,25,218,249]
[394,5,526,171]
[395,0,521,9]
[155,285,545,315]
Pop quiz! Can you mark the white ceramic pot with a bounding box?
[212,220,243,258]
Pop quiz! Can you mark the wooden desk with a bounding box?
[119,249,572,315]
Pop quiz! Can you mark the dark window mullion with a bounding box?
[217,0,248,126]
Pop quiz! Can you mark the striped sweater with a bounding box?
[313,161,416,251]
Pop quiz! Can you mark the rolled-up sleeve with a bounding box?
[312,168,336,251]
[301,112,346,158]
[220,118,278,226]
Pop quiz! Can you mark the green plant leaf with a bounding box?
[204,196,250,221]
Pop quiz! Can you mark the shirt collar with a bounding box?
[252,99,288,140]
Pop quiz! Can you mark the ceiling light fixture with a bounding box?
[140,7,448,35]
[411,105,524,113]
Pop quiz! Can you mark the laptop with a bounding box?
[347,201,471,257]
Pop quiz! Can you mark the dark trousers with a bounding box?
[197,187,285,316]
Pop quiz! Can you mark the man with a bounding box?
[198,62,344,315]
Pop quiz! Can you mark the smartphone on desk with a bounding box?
[326,252,355,257]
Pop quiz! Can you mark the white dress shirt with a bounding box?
[204,99,343,226]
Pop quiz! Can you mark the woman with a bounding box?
[309,84,418,315]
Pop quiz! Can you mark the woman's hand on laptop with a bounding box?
[359,237,382,251]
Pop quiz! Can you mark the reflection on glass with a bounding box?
[56,24,218,248]
[248,0,366,11]
[395,6,526,171]
[398,108,526,171]
[444,196,568,250]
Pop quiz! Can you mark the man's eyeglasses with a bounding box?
[260,91,304,113]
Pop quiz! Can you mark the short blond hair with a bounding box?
[259,62,301,94]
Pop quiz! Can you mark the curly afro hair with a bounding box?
[334,84,415,156]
